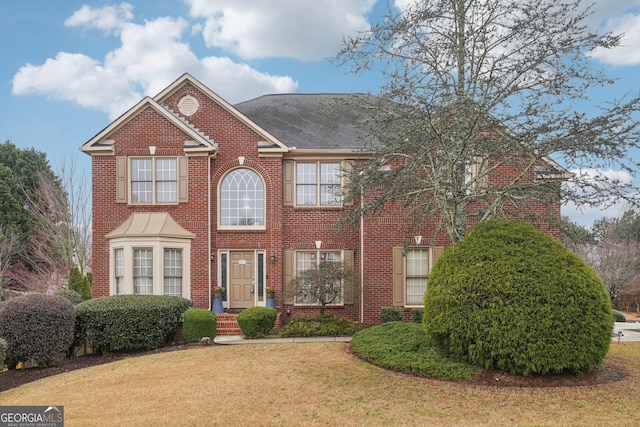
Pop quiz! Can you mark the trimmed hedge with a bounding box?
[612,309,626,322]
[412,308,424,324]
[74,295,192,353]
[381,306,403,323]
[351,322,477,380]
[279,315,362,337]
[183,308,217,342]
[55,288,83,305]
[237,307,277,339]
[424,220,614,376]
[0,338,6,369]
[0,294,75,369]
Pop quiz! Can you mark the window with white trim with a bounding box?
[392,246,444,307]
[114,249,124,295]
[220,168,265,228]
[295,250,342,305]
[296,162,341,206]
[110,242,191,298]
[133,249,153,294]
[163,249,182,296]
[131,158,177,203]
[405,248,429,305]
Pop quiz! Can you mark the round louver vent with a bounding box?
[177,95,199,116]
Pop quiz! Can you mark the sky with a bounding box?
[1,0,640,227]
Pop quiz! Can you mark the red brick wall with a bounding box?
[89,79,563,326]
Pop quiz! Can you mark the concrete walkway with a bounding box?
[613,321,640,342]
[214,322,640,345]
[214,335,352,345]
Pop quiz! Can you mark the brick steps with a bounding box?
[216,314,242,336]
[215,312,283,336]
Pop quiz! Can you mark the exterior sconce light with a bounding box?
[210,252,215,262]
[270,252,276,262]
[315,240,322,249]
[414,235,422,245]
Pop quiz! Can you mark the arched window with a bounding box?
[220,168,265,227]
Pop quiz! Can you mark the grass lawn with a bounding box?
[1,342,638,426]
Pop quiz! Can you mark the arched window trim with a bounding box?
[218,167,266,230]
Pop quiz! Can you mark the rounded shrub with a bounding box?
[0,337,7,369]
[0,293,75,369]
[424,219,614,376]
[183,308,217,342]
[74,295,192,353]
[612,309,626,322]
[55,288,83,305]
[237,307,277,339]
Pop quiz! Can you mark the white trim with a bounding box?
[80,96,216,154]
[153,73,288,152]
[108,237,191,299]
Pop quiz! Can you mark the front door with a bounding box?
[230,251,255,308]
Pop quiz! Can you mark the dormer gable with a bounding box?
[80,96,217,156]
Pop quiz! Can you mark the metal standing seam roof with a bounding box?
[234,93,376,150]
[105,213,195,239]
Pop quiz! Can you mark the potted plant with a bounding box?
[213,286,225,298]
[265,286,276,309]
[212,286,225,314]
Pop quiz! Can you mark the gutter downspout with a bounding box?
[360,180,365,324]
[208,154,213,310]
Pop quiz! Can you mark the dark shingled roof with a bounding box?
[234,93,375,150]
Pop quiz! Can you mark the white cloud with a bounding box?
[12,52,140,118]
[591,10,640,65]
[185,0,376,60]
[563,168,635,227]
[12,4,299,120]
[64,2,134,34]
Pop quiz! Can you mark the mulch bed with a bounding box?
[1,343,628,393]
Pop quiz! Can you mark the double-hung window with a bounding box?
[392,246,445,307]
[163,249,182,296]
[294,250,342,305]
[114,249,124,295]
[296,162,341,206]
[131,158,177,203]
[133,249,153,294]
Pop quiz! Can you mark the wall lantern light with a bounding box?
[270,252,276,262]
[210,252,215,262]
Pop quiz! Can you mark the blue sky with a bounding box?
[1,0,640,226]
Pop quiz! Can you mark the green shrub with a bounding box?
[68,267,83,295]
[412,308,424,324]
[237,307,277,339]
[279,315,362,337]
[80,275,92,301]
[351,322,477,380]
[55,288,83,305]
[0,294,75,369]
[424,219,614,376]
[0,337,7,369]
[183,309,217,342]
[381,306,402,323]
[74,295,192,353]
[612,309,626,322]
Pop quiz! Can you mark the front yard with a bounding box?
[1,342,638,426]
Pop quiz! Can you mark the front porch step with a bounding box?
[216,314,242,336]
[215,312,283,336]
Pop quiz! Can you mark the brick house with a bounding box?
[81,73,565,327]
